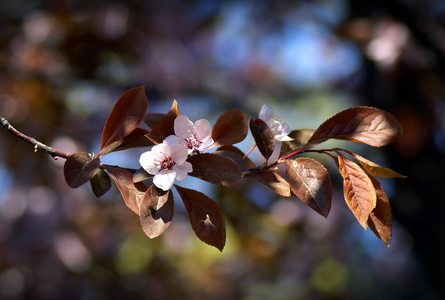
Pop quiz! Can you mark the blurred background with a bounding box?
[1,0,445,299]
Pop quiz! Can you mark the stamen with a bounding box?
[186,134,202,150]
[160,156,175,171]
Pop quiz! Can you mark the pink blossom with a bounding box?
[173,115,214,153]
[139,136,192,191]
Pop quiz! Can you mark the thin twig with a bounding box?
[248,147,346,172]
[243,144,257,159]
[1,116,70,160]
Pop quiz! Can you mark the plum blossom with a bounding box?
[259,104,293,164]
[139,136,193,191]
[259,104,292,142]
[173,115,214,153]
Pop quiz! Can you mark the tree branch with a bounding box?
[1,116,70,160]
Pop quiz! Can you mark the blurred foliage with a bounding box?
[1,0,445,299]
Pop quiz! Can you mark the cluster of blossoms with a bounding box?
[139,115,215,191]
[139,105,292,191]
[53,84,403,249]
[20,83,403,248]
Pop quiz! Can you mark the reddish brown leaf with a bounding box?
[111,128,154,152]
[367,176,392,246]
[146,115,176,144]
[90,168,112,198]
[249,118,275,161]
[64,152,100,188]
[187,153,242,186]
[338,154,376,229]
[139,185,174,239]
[175,185,226,251]
[144,100,180,128]
[308,106,403,147]
[98,86,148,156]
[167,99,181,116]
[244,170,291,197]
[350,152,407,178]
[211,109,248,146]
[213,145,255,171]
[104,165,147,215]
[144,113,166,128]
[133,167,151,183]
[285,158,332,217]
[281,129,316,155]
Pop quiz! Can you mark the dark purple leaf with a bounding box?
[187,153,242,186]
[175,185,226,251]
[285,158,332,217]
[249,118,275,161]
[90,168,112,197]
[140,185,174,238]
[211,110,248,146]
[308,106,403,147]
[64,152,100,188]
[104,165,147,215]
[98,86,148,156]
[244,170,291,197]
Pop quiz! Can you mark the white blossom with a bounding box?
[259,104,293,164]
[173,115,214,153]
[139,136,192,191]
[259,104,292,142]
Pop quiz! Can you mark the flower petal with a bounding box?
[174,161,193,181]
[195,119,212,141]
[153,143,171,157]
[164,135,181,147]
[170,144,189,164]
[174,115,195,139]
[277,135,293,142]
[259,104,274,122]
[139,151,160,175]
[200,137,215,150]
[281,121,291,136]
[267,142,282,164]
[153,171,176,191]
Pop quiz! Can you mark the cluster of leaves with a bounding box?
[63,87,405,251]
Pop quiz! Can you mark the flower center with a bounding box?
[160,156,175,171]
[185,135,201,150]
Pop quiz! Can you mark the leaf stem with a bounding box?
[250,147,346,172]
[243,144,257,159]
[1,116,70,160]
